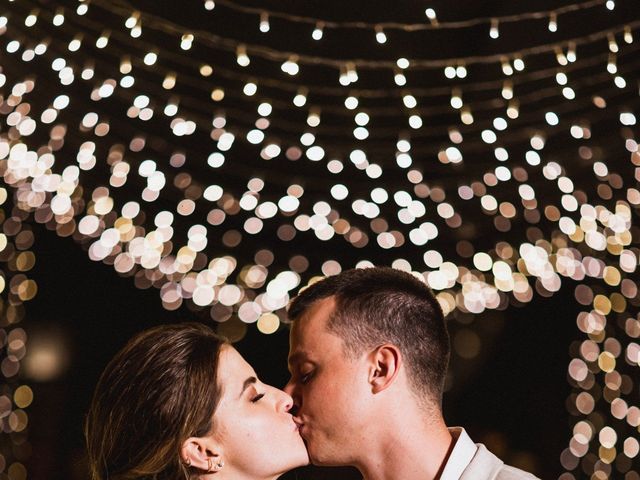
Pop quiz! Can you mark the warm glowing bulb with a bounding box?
[281,56,299,75]
[548,13,557,32]
[555,48,568,66]
[25,11,38,27]
[96,32,109,49]
[53,9,65,26]
[501,81,513,99]
[125,12,139,29]
[293,89,308,107]
[344,96,358,110]
[607,54,617,74]
[243,82,257,96]
[259,12,270,32]
[624,26,633,44]
[236,45,250,66]
[143,51,158,65]
[490,19,499,39]
[425,8,437,22]
[513,57,525,71]
[450,89,463,109]
[556,71,567,85]
[181,33,194,50]
[397,58,410,69]
[312,22,324,40]
[375,26,387,44]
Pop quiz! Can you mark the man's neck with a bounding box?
[354,415,454,480]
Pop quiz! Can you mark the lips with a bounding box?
[292,417,306,436]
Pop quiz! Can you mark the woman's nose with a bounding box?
[275,387,294,413]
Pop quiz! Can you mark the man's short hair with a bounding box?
[288,266,450,404]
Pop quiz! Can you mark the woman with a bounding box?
[85,322,309,479]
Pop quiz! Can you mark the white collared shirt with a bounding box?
[439,427,478,480]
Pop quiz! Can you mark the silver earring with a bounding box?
[207,458,224,472]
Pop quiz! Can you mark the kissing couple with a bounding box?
[86,267,538,480]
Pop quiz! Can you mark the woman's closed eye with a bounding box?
[251,392,265,403]
[300,371,313,384]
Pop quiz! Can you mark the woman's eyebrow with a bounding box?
[239,376,257,398]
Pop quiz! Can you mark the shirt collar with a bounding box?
[439,427,478,480]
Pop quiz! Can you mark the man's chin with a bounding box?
[307,449,336,467]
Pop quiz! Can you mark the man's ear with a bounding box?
[180,435,223,473]
[367,343,402,394]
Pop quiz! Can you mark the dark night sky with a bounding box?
[22,220,579,479]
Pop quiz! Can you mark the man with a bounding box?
[285,266,538,480]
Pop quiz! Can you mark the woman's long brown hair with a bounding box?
[85,322,224,480]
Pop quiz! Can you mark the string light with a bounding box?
[180,33,194,50]
[206,0,615,34]
[608,33,619,52]
[566,42,577,62]
[513,56,525,71]
[236,44,250,66]
[555,47,568,65]
[312,21,324,40]
[125,11,139,29]
[293,88,308,107]
[394,69,407,86]
[548,12,558,32]
[77,2,89,15]
[281,55,299,76]
[396,57,410,69]
[450,88,463,109]
[425,8,438,25]
[344,95,358,110]
[96,31,110,48]
[607,53,617,73]
[490,18,499,39]
[0,188,37,480]
[1,7,639,479]
[53,8,65,26]
[25,9,38,27]
[375,25,387,44]
[259,12,270,33]
[624,25,633,43]
[501,58,513,75]
[501,81,513,100]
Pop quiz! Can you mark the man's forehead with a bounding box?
[290,297,335,339]
[287,296,337,362]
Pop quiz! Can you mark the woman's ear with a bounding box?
[181,436,224,473]
[368,343,402,394]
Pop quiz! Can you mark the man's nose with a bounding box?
[283,378,294,396]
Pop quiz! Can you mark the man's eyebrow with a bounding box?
[287,351,304,368]
[287,351,312,373]
[240,376,257,398]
